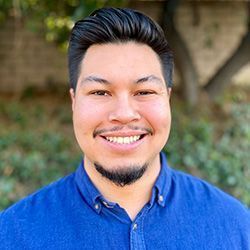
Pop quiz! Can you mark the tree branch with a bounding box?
[204,2,250,99]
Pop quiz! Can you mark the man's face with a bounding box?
[70,42,171,184]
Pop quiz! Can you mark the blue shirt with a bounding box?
[0,152,250,249]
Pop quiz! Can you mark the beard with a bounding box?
[94,162,148,187]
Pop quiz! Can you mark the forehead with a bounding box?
[79,42,164,81]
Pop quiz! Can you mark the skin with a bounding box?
[70,42,171,219]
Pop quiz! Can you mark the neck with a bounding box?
[84,155,161,220]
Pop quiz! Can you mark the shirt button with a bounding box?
[94,204,99,210]
[158,195,164,202]
[102,201,113,208]
[102,201,108,206]
[102,201,111,207]
[132,223,138,230]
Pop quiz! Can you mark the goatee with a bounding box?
[94,162,148,187]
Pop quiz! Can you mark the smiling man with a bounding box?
[0,7,249,250]
[70,41,172,219]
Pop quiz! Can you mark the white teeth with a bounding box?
[105,136,141,144]
[117,137,123,144]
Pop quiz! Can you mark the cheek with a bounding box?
[73,100,109,134]
[141,100,171,130]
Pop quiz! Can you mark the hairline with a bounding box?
[68,8,174,92]
[74,40,168,91]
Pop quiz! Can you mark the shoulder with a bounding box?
[0,173,78,248]
[170,168,250,223]
[163,167,250,248]
[0,172,76,229]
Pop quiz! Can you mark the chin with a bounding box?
[94,161,148,186]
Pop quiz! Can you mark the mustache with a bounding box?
[93,125,153,138]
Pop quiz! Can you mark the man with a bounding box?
[0,7,249,250]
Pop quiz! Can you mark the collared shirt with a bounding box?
[0,152,250,249]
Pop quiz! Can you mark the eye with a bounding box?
[135,90,156,96]
[90,90,110,96]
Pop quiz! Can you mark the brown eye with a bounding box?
[136,91,155,96]
[91,90,109,96]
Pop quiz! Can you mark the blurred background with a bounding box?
[0,0,249,210]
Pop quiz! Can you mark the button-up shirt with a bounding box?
[1,152,250,249]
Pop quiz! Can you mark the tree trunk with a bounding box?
[160,0,199,107]
[204,2,250,100]
[204,32,250,99]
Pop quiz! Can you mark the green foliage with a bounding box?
[0,0,128,50]
[165,103,250,206]
[0,97,81,210]
[0,0,12,23]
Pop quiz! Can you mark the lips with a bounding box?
[94,126,152,149]
[95,129,150,153]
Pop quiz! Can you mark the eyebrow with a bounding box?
[135,75,164,85]
[80,76,110,85]
[80,74,164,86]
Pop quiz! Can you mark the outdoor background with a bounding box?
[0,0,250,211]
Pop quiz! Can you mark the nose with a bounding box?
[108,95,141,124]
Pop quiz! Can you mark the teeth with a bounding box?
[105,136,141,144]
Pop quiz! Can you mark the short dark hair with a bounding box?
[68,7,173,91]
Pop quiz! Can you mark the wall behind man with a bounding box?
[0,19,68,93]
[131,0,250,87]
[0,1,249,92]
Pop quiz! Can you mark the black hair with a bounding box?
[68,7,173,91]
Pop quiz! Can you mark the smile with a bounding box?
[103,135,144,144]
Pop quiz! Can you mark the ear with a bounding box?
[167,88,172,98]
[69,88,75,112]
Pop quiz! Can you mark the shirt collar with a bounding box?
[75,160,102,213]
[74,151,172,213]
[152,152,173,207]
